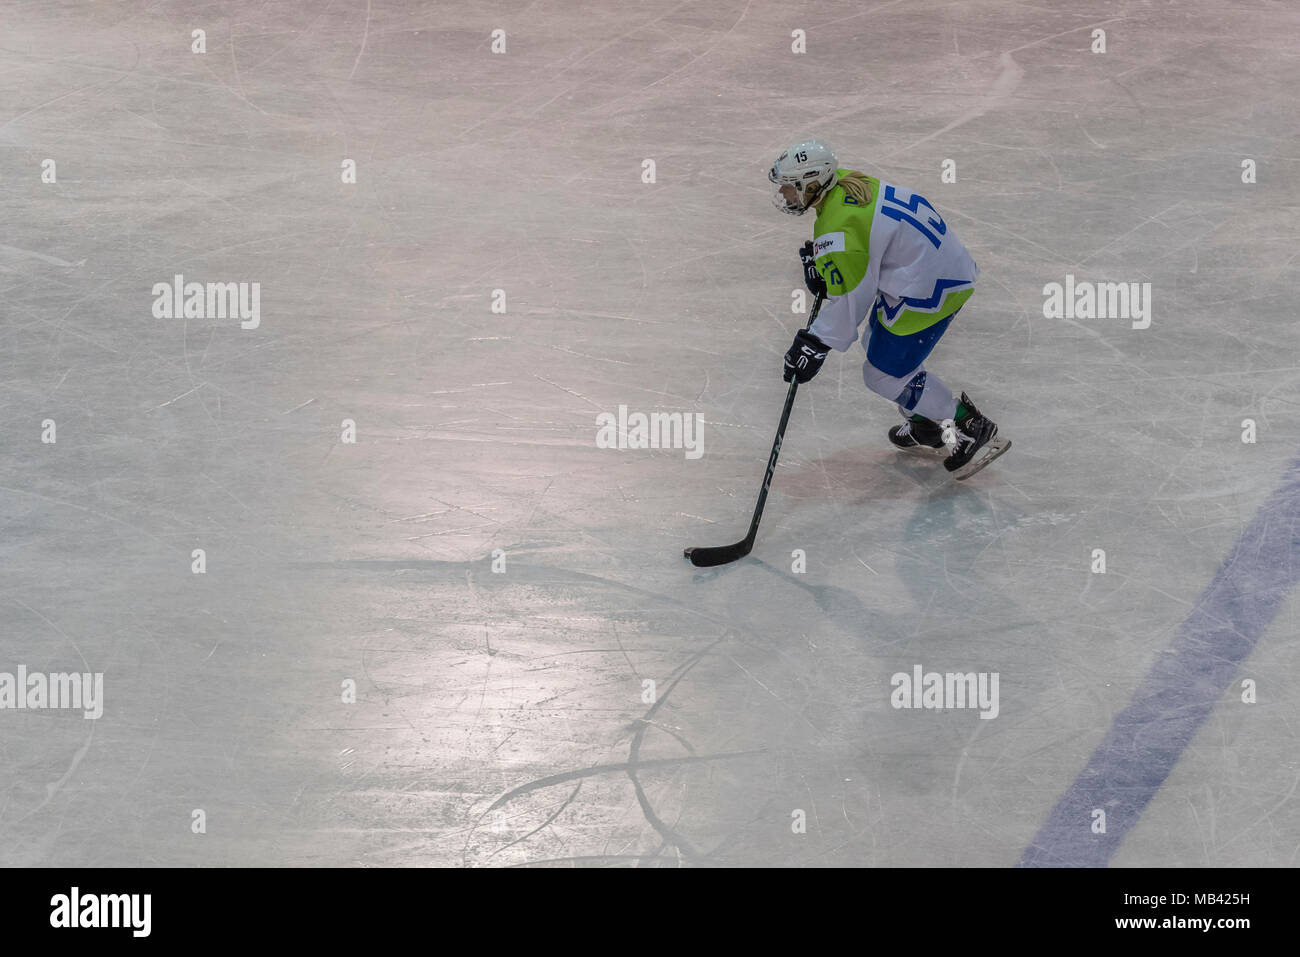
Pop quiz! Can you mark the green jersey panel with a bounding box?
[811,171,879,298]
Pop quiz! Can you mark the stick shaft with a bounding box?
[739,292,826,548]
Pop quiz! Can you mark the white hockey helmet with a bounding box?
[768,139,839,215]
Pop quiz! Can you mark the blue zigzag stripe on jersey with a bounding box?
[876,278,973,320]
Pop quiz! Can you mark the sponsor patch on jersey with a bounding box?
[812,232,846,257]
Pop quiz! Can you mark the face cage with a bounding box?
[764,172,826,217]
[770,176,818,216]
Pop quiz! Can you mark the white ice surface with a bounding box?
[1,0,1298,866]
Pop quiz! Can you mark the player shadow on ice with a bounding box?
[779,444,966,507]
[690,442,1011,624]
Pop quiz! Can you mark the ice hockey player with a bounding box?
[769,138,1009,479]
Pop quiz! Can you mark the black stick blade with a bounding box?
[683,540,752,567]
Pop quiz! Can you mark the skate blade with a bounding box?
[952,438,1011,480]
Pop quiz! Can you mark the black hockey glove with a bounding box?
[783,329,830,383]
[799,240,827,297]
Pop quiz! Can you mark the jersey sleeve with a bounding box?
[808,230,879,352]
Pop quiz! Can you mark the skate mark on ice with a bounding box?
[484,750,764,814]
[506,854,667,868]
[483,638,764,864]
[7,600,97,824]
[303,553,733,630]
[623,642,724,864]
[348,0,372,80]
[487,781,584,861]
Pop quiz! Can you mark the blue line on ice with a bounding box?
[1020,451,1300,867]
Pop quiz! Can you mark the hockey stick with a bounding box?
[683,292,826,567]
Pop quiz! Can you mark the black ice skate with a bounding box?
[943,392,1011,480]
[888,413,946,453]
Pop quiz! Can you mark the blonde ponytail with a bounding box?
[813,170,874,212]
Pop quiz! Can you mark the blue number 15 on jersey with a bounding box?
[880,185,947,249]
